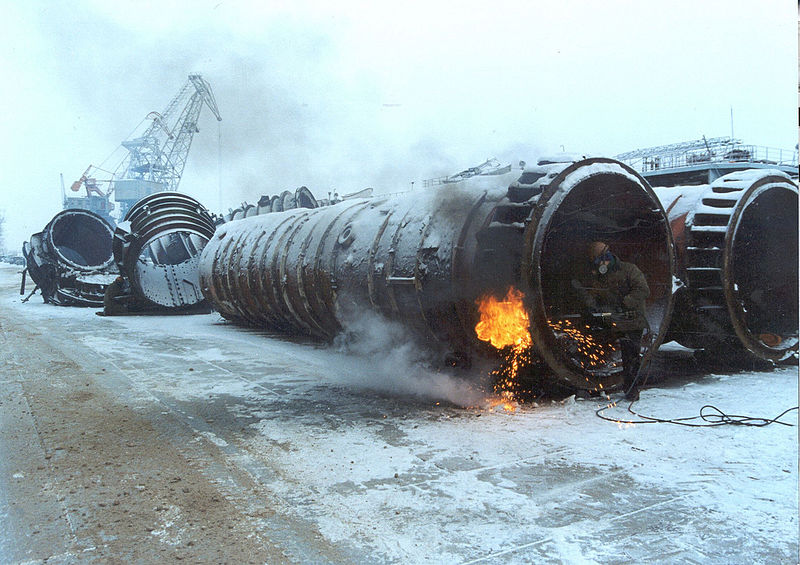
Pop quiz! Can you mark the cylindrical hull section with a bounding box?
[200,158,675,390]
[224,186,320,223]
[113,192,216,309]
[22,209,117,306]
[520,158,675,388]
[654,169,799,361]
[201,185,499,346]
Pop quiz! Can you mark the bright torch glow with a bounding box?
[475,287,532,350]
[475,287,533,411]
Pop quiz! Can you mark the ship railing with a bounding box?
[621,144,798,173]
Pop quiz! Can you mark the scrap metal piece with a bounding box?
[22,209,117,306]
[655,169,798,361]
[200,158,675,391]
[113,192,216,310]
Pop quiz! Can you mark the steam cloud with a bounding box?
[328,309,490,407]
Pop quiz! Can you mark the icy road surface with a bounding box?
[0,263,797,563]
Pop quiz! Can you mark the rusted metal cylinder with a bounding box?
[200,158,675,390]
[22,209,117,306]
[518,158,675,388]
[654,169,798,361]
[113,192,216,309]
[201,185,497,344]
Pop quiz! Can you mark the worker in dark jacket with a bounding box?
[572,241,650,401]
[98,276,130,316]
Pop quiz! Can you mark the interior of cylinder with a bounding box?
[731,186,798,341]
[139,231,206,266]
[538,175,672,377]
[51,213,113,267]
[132,231,209,307]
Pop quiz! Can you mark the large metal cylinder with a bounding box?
[201,183,495,343]
[200,158,675,390]
[22,209,117,306]
[518,158,675,387]
[113,192,216,309]
[654,169,798,361]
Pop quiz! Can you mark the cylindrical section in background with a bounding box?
[22,209,117,306]
[654,169,798,361]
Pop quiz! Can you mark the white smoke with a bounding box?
[327,309,490,407]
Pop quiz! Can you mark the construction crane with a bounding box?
[69,74,222,219]
[64,165,116,224]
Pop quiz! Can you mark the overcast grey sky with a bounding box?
[0,0,796,249]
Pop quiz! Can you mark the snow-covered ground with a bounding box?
[1,263,797,563]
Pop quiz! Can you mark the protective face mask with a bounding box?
[593,250,613,274]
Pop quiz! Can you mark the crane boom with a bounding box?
[111,74,222,216]
[157,74,222,192]
[64,74,221,222]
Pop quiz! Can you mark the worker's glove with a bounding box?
[580,306,600,321]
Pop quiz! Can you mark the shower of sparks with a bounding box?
[548,318,615,371]
[475,287,533,411]
[475,289,621,411]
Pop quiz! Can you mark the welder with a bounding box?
[571,241,650,401]
[97,275,131,316]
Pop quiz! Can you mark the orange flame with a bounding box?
[475,287,532,411]
[475,287,532,350]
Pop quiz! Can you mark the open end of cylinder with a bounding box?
[730,185,798,353]
[529,165,673,389]
[116,193,216,309]
[49,211,113,268]
[139,231,206,265]
[131,231,209,308]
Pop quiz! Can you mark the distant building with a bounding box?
[63,195,116,226]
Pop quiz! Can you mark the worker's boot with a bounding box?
[619,336,641,401]
[623,381,640,402]
[622,362,641,401]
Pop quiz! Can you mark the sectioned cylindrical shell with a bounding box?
[200,158,675,390]
[23,209,117,306]
[43,209,116,271]
[113,192,216,309]
[654,169,798,361]
[519,158,675,388]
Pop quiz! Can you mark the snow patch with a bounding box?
[199,431,229,447]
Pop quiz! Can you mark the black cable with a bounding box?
[595,399,798,427]
[698,404,798,427]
